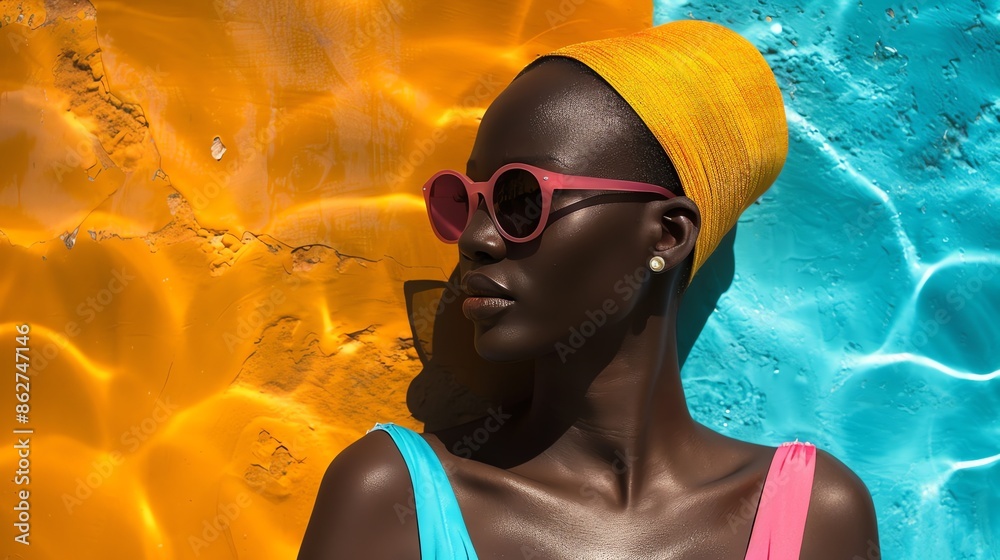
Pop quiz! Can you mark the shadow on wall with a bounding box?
[677,225,738,367]
[404,225,738,431]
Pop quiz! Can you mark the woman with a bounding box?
[299,20,879,559]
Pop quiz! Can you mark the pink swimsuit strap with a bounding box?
[744,441,818,560]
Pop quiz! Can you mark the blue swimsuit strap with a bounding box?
[368,422,479,559]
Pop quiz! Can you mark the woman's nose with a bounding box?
[458,195,507,263]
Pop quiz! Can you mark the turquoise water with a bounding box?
[653,2,1000,558]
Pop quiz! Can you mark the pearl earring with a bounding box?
[648,256,665,273]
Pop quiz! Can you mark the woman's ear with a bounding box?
[645,197,700,270]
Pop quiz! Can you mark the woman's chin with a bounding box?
[471,325,550,364]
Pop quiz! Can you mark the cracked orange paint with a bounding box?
[0,0,647,557]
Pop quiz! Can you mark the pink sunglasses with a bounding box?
[422,163,678,243]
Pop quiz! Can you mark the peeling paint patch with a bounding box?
[244,429,305,500]
[53,48,149,171]
[60,226,80,249]
[211,136,226,161]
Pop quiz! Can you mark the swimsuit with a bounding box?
[369,422,817,559]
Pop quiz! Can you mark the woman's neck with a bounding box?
[506,296,705,506]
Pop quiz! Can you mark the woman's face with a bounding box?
[457,59,683,363]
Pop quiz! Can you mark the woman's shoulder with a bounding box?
[297,428,419,560]
[318,427,414,499]
[736,436,877,537]
[799,447,880,559]
[710,430,879,559]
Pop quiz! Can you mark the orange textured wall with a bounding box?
[0,1,648,557]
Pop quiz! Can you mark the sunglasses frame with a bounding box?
[422,162,679,243]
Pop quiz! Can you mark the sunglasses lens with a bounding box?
[428,174,469,241]
[493,168,543,239]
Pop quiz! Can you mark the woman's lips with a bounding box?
[461,272,514,321]
[462,296,514,321]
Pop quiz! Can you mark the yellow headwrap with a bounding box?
[541,20,788,285]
